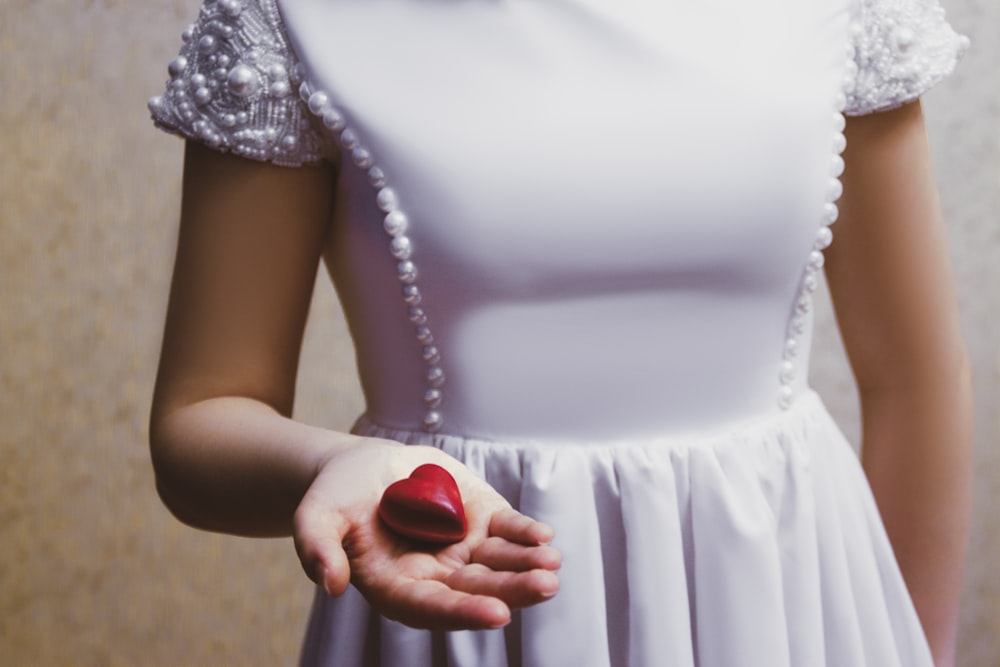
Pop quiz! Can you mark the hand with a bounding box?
[293,439,561,631]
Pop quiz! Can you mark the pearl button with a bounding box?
[307,91,329,115]
[830,154,845,178]
[402,285,421,305]
[383,211,408,236]
[376,188,398,212]
[391,236,412,260]
[322,108,346,131]
[822,202,839,224]
[427,367,446,388]
[424,389,443,408]
[397,260,417,284]
[814,226,834,250]
[408,306,427,325]
[423,411,443,432]
[368,166,386,188]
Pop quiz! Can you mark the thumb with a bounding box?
[293,493,352,597]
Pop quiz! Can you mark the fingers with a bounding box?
[445,563,559,609]
[471,537,562,572]
[489,508,556,546]
[365,578,512,631]
[293,492,353,597]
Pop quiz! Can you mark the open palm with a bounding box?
[294,441,561,630]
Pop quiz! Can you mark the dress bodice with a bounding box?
[149,0,968,441]
[294,0,849,439]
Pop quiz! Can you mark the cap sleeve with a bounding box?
[845,0,970,116]
[147,0,328,166]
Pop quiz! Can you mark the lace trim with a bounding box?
[148,0,327,166]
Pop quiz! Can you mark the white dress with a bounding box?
[149,0,968,664]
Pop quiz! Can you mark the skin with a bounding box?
[827,100,971,667]
[150,100,970,657]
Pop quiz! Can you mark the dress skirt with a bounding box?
[299,391,933,667]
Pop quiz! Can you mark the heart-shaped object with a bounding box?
[378,463,468,544]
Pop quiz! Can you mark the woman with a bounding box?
[148,0,972,664]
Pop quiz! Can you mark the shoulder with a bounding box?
[147,0,329,166]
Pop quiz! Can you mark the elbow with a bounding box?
[147,411,212,531]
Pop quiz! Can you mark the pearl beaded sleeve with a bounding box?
[148,0,327,166]
[845,0,970,116]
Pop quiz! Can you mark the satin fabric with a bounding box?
[266,0,937,664]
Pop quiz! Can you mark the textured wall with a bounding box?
[0,0,996,664]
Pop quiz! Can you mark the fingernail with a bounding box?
[320,565,333,596]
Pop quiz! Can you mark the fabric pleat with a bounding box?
[300,392,933,667]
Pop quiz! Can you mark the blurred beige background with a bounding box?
[1,0,996,665]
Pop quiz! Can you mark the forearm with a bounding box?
[859,365,973,666]
[150,397,374,537]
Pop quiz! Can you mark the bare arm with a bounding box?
[826,101,972,667]
[149,142,560,629]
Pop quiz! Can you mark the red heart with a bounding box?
[378,463,468,544]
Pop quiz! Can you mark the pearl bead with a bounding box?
[270,81,290,98]
[423,345,440,364]
[814,226,834,250]
[181,24,196,43]
[352,147,373,169]
[423,411,443,432]
[792,315,807,335]
[830,154,845,178]
[427,366,446,388]
[402,285,421,305]
[339,128,359,150]
[832,132,847,154]
[416,326,434,344]
[795,295,812,315]
[822,202,839,224]
[376,188,398,212]
[803,273,819,293]
[778,384,794,408]
[235,111,249,124]
[391,236,413,260]
[808,250,825,270]
[227,64,258,97]
[168,56,188,78]
[383,211,408,236]
[832,112,846,133]
[316,109,342,132]
[217,54,231,68]
[783,337,798,358]
[424,389,443,408]
[408,306,427,325]
[397,260,417,284]
[368,167,386,189]
[219,0,243,16]
[826,178,843,202]
[307,91,329,115]
[194,87,213,105]
[780,361,795,384]
[198,35,218,55]
[281,135,298,150]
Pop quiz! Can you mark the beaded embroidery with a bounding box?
[148,0,326,166]
[846,0,970,115]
